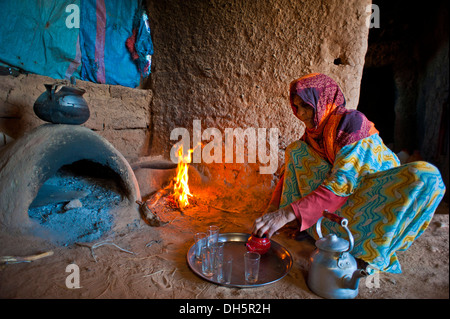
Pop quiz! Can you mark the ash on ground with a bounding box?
[28,165,124,246]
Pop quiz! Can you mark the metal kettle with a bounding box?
[33,82,90,125]
[307,210,368,299]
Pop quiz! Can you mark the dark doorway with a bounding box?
[358,66,396,149]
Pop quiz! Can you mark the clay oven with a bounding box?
[0,124,140,243]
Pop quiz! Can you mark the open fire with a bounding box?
[136,145,196,226]
[172,145,194,209]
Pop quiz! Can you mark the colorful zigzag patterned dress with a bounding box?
[279,134,446,273]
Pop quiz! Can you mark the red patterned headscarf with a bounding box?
[290,73,379,163]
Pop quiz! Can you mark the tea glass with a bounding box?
[244,251,260,284]
[218,256,233,284]
[201,246,214,277]
[207,225,220,248]
[194,232,208,260]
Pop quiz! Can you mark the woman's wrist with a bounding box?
[283,205,297,223]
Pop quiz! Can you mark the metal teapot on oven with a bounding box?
[307,210,368,299]
[33,81,90,125]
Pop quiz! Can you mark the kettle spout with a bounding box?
[342,269,368,290]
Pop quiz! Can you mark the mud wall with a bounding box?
[0,74,152,158]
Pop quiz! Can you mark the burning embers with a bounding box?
[137,145,196,226]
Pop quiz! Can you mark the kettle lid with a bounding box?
[316,234,349,252]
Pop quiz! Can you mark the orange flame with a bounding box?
[173,145,193,209]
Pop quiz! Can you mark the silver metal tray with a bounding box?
[186,232,293,288]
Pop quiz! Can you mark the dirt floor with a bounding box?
[0,181,448,301]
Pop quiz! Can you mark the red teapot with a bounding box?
[246,233,271,255]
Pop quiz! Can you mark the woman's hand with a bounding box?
[252,205,296,238]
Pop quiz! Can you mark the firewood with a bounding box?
[136,200,169,227]
[0,251,54,264]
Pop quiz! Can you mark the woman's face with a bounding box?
[293,95,315,129]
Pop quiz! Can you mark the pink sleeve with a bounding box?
[290,186,348,232]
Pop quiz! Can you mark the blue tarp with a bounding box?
[0,0,153,88]
[0,0,81,80]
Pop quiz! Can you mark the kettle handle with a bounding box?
[316,210,354,254]
[44,84,56,101]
